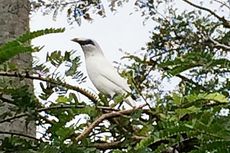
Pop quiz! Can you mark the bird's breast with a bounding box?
[85,56,103,78]
[84,55,131,96]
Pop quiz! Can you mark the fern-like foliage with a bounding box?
[0,28,65,64]
[1,1,230,153]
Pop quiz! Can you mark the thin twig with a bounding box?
[214,0,230,10]
[148,60,208,91]
[75,105,145,142]
[38,104,119,112]
[88,135,146,150]
[90,140,123,150]
[182,0,230,28]
[176,73,208,91]
[38,114,55,125]
[0,131,39,141]
[0,71,98,103]
[131,77,151,109]
[0,104,118,124]
[208,37,230,50]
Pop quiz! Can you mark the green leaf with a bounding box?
[0,28,65,64]
[186,92,228,103]
[172,93,183,105]
[56,95,69,103]
[204,93,228,103]
[175,106,201,119]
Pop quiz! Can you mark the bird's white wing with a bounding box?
[86,55,131,95]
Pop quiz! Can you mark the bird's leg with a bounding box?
[108,93,124,109]
[111,93,135,109]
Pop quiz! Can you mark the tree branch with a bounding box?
[150,60,208,91]
[182,0,230,28]
[88,135,146,150]
[175,73,208,91]
[75,105,145,142]
[0,130,39,141]
[208,37,230,50]
[38,104,118,112]
[91,140,123,150]
[0,104,119,124]
[214,0,230,10]
[38,113,55,125]
[0,71,98,103]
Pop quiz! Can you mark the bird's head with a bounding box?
[71,38,103,57]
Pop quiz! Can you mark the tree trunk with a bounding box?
[0,0,35,139]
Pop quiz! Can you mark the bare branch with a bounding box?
[176,73,208,91]
[0,104,118,124]
[182,0,230,28]
[131,135,146,141]
[0,130,39,141]
[89,135,146,150]
[75,105,146,142]
[0,71,98,103]
[38,104,118,112]
[208,37,230,50]
[91,140,123,150]
[38,114,55,125]
[214,0,230,10]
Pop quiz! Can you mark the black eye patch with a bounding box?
[79,39,95,46]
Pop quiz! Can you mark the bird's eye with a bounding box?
[84,39,95,46]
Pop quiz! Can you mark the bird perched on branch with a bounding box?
[71,38,135,107]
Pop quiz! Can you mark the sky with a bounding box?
[30,1,153,63]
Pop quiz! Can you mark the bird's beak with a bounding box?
[71,38,79,43]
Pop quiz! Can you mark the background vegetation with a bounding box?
[0,0,230,152]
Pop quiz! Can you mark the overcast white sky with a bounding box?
[30,1,153,63]
[31,0,227,66]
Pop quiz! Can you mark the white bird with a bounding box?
[71,38,134,107]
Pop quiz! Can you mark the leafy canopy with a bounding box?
[0,0,230,153]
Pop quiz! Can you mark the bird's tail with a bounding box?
[125,96,136,108]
